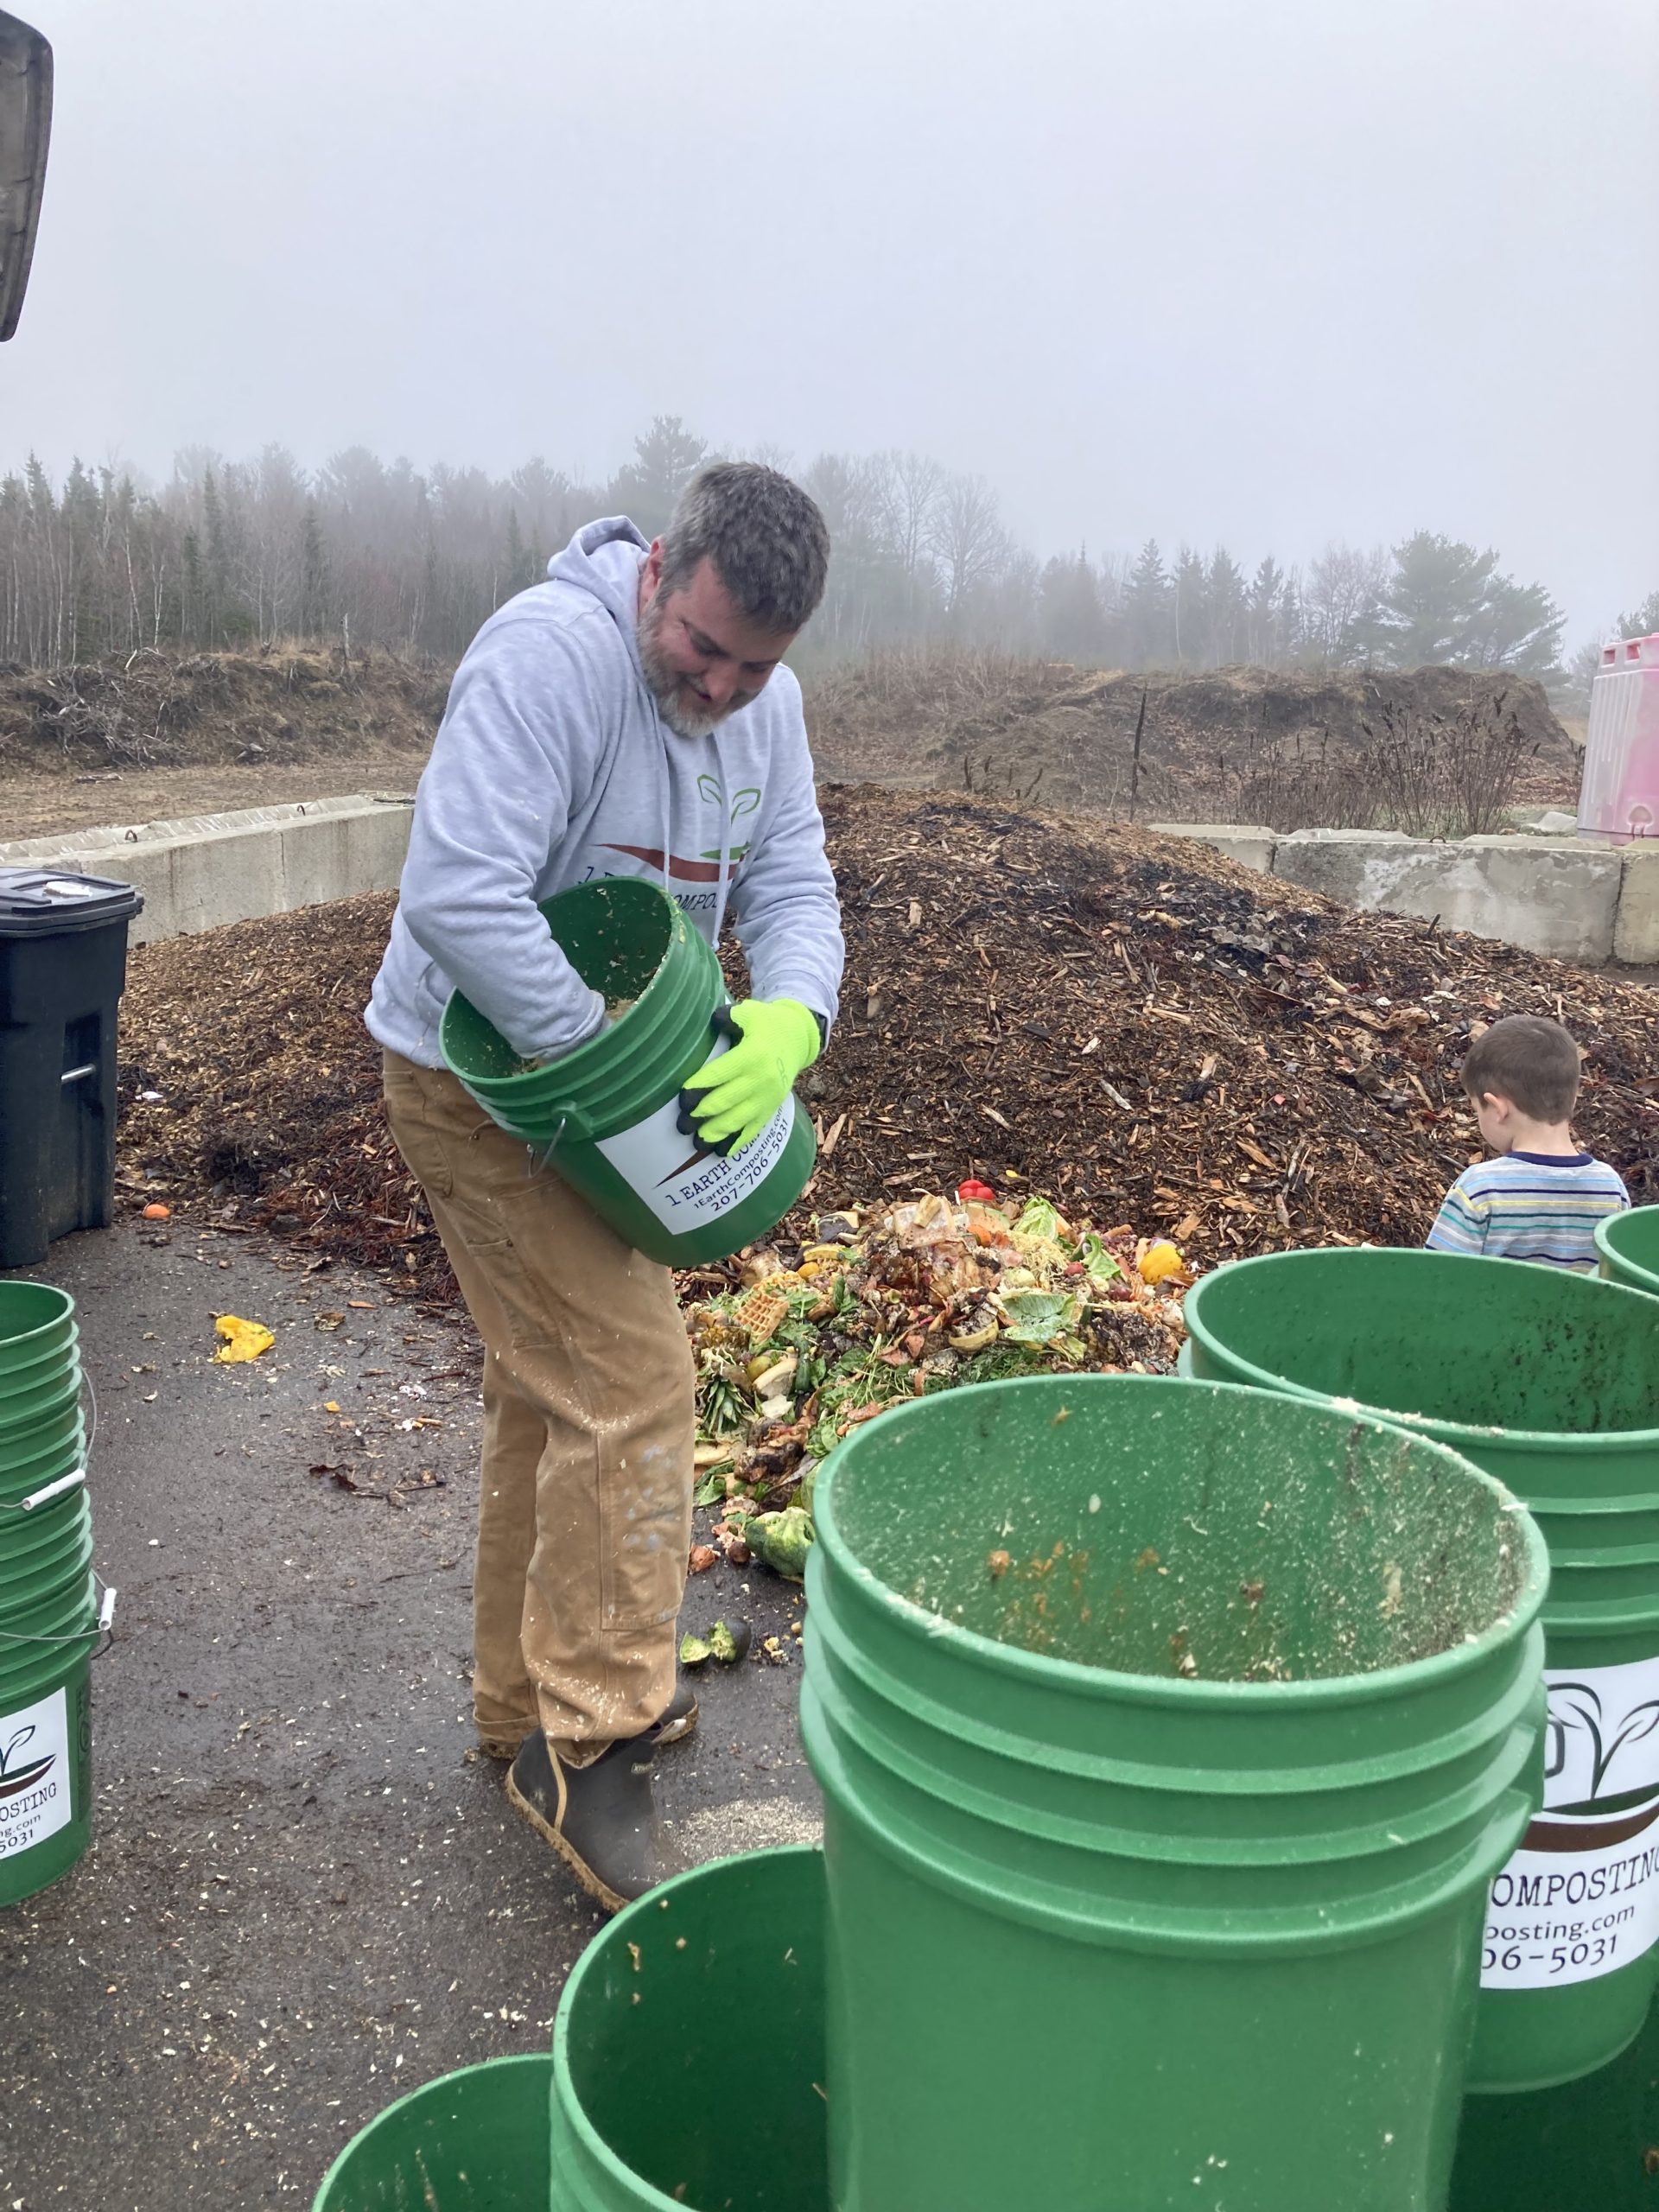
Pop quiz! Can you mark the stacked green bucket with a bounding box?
[0,1281,97,1907]
[440,877,815,1268]
[1597,1203,1659,1298]
[803,1372,1549,2211]
[1185,1248,1659,2096]
[317,1371,1552,2212]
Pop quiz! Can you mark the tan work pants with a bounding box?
[382,1051,695,1762]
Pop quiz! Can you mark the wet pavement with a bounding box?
[0,1217,815,2208]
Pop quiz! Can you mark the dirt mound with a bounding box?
[0,646,448,776]
[114,785,1659,1306]
[806,652,1576,821]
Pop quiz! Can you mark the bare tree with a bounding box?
[873,449,944,582]
[928,472,1009,624]
[1304,542,1388,667]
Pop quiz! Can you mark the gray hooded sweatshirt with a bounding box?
[366,518,844,1068]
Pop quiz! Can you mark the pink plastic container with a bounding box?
[1578,633,1659,844]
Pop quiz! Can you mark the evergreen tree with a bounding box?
[1205,548,1247,667]
[1124,539,1173,669]
[299,501,330,635]
[608,416,709,537]
[1246,554,1286,664]
[1172,545,1207,666]
[1038,550,1104,661]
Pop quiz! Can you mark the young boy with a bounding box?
[1427,1014,1629,1272]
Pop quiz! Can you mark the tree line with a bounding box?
[0,414,1642,688]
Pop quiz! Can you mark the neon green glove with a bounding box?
[682,999,822,1154]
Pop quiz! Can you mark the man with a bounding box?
[366,463,842,1908]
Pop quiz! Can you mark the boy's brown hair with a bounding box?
[1459,1014,1582,1123]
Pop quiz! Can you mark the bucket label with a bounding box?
[0,1684,71,1860]
[1482,1655,1659,1991]
[596,1092,798,1234]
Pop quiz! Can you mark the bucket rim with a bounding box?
[811,1374,1550,1712]
[440,876,683,1096]
[1185,1246,1659,1453]
[308,2051,552,2212]
[0,1281,75,1359]
[1596,1205,1659,1296]
[550,1844,823,2210]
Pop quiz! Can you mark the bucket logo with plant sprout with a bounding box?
[0,1687,68,1857]
[1483,1657,1659,1993]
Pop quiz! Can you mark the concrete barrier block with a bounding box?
[1461,837,1621,963]
[277,801,411,910]
[1147,823,1277,874]
[1270,830,1426,908]
[1272,830,1619,962]
[337,802,413,895]
[1615,844,1659,965]
[166,824,286,936]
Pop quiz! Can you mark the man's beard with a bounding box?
[637,596,753,739]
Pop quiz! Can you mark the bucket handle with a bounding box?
[0,1575,118,1660]
[0,1363,99,1516]
[0,1466,86,1514]
[531,1115,569,1174]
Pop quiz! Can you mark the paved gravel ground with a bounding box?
[1,1218,814,2209]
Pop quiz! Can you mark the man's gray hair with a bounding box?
[658,462,830,636]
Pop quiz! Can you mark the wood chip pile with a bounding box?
[115,785,1659,1303]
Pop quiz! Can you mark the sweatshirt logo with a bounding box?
[599,779,761,884]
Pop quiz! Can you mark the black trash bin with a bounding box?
[0,868,144,1268]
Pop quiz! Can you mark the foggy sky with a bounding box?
[4,0,1656,638]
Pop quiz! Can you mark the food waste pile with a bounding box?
[677,1186,1188,1594]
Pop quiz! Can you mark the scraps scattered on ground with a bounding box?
[115,785,1659,1311]
[677,1189,1189,1587]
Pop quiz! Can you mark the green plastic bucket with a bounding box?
[0,1282,77,1376]
[1185,1247,1659,2092]
[0,1623,92,1907]
[0,1366,81,1442]
[0,1407,83,1495]
[0,1577,99,1681]
[313,2052,553,2209]
[1598,1206,1659,1299]
[1450,1987,1659,2211]
[0,1566,96,1643]
[803,1373,1548,2212]
[548,1844,826,2211]
[441,877,815,1268]
[0,1445,84,1517]
[0,1492,91,1590]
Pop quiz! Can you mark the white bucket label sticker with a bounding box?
[596,1090,798,1235]
[1481,1655,1659,1991]
[0,1684,71,1860]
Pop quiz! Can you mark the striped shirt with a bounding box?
[1426,1151,1630,1273]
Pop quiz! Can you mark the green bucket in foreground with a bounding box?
[0,1281,77,1376]
[1450,1988,1659,2211]
[1599,1205,1659,1299]
[804,1373,1548,2212]
[441,877,814,1268]
[312,2052,552,2210]
[549,1845,826,2211]
[0,1636,92,1908]
[1184,1247,1659,2093]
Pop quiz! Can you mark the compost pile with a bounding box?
[115,785,1659,1306]
[679,1189,1189,1579]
